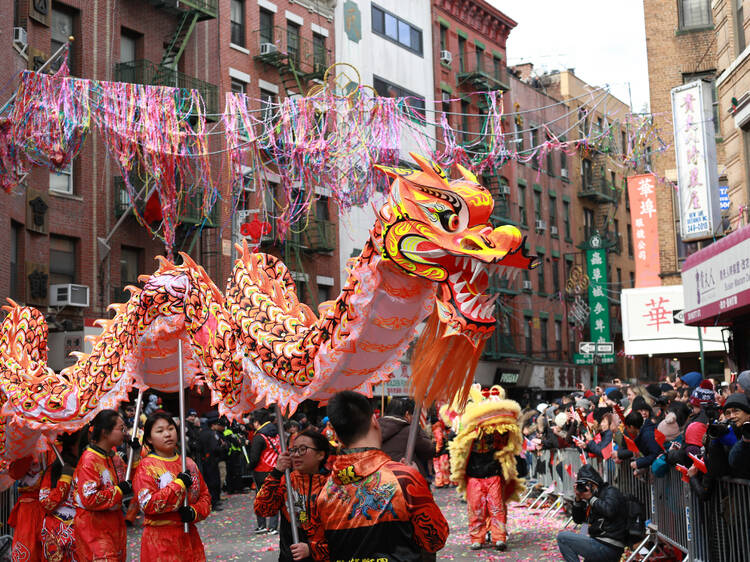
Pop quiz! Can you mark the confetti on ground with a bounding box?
[127,486,566,561]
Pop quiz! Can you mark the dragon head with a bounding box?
[375,154,537,345]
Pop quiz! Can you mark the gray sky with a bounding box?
[489,0,650,112]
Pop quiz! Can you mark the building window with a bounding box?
[518,184,527,226]
[563,201,571,239]
[567,322,576,359]
[371,4,422,55]
[313,33,327,71]
[460,98,471,143]
[546,135,555,175]
[524,316,532,355]
[582,158,593,189]
[260,88,276,122]
[10,222,21,300]
[630,271,635,287]
[51,8,75,73]
[287,21,301,66]
[537,253,545,294]
[439,24,448,52]
[120,31,137,64]
[555,320,562,358]
[373,75,426,120]
[457,35,466,72]
[560,137,568,176]
[678,0,712,30]
[737,0,746,53]
[621,130,627,156]
[627,223,634,256]
[530,126,539,168]
[475,44,484,71]
[617,267,622,288]
[50,163,74,195]
[493,56,502,81]
[230,0,245,47]
[318,284,331,304]
[549,195,557,232]
[584,208,595,240]
[259,8,274,44]
[552,259,560,294]
[540,318,548,353]
[230,78,246,94]
[118,246,141,302]
[515,121,525,152]
[533,191,542,221]
[49,235,76,285]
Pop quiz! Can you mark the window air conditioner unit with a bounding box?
[550,225,559,236]
[50,284,90,308]
[13,27,27,48]
[522,280,533,291]
[259,43,278,56]
[498,184,511,196]
[535,219,546,232]
[560,168,569,179]
[439,50,452,64]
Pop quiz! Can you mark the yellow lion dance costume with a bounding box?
[449,384,523,551]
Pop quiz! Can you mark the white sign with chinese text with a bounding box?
[671,80,722,241]
[621,286,725,355]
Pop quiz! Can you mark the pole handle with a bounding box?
[275,404,300,544]
[178,340,189,534]
[404,400,423,466]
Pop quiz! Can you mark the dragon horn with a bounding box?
[154,255,174,271]
[455,162,479,184]
[409,152,450,187]
[178,252,199,269]
[4,298,19,308]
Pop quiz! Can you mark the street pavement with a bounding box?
[127,487,565,561]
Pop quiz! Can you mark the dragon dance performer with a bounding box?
[431,406,454,488]
[133,412,211,562]
[450,385,523,552]
[254,428,331,562]
[73,409,132,562]
[8,453,48,561]
[39,432,80,561]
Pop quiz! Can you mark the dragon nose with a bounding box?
[487,225,523,250]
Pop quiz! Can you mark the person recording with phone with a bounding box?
[557,465,628,562]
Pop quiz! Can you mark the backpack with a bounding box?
[623,494,647,546]
[257,433,281,471]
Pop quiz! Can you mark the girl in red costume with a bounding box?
[254,428,331,562]
[132,412,211,562]
[73,409,132,562]
[39,432,80,561]
[8,454,47,561]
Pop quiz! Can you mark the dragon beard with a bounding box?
[410,308,486,407]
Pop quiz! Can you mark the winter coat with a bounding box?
[634,420,663,469]
[571,464,628,550]
[585,430,613,458]
[378,416,434,479]
[248,421,279,473]
[309,449,448,561]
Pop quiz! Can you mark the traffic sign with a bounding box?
[578,341,614,354]
[573,353,615,365]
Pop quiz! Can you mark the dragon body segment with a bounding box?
[0,154,536,466]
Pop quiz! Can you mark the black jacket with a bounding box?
[634,420,662,469]
[248,421,279,472]
[571,465,628,550]
[378,416,434,479]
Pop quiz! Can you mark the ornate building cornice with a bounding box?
[434,0,517,46]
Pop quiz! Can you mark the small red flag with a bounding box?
[566,464,574,478]
[675,464,690,483]
[601,441,614,460]
[654,429,666,451]
[579,451,588,465]
[624,434,640,454]
[688,453,707,474]
[522,438,528,453]
[594,433,602,444]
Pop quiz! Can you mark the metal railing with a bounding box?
[519,448,750,562]
[252,27,331,78]
[113,59,219,116]
[457,53,508,91]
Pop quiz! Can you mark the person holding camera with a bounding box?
[557,464,627,562]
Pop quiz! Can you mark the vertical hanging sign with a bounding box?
[627,174,661,288]
[586,236,611,344]
[671,80,722,241]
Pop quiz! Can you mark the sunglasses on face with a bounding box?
[289,445,319,456]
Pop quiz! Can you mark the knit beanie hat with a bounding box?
[646,383,662,399]
[656,412,681,442]
[607,389,624,402]
[554,412,569,428]
[631,395,651,413]
[685,421,707,447]
[680,371,703,390]
[690,380,715,407]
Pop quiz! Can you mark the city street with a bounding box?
[126,487,565,561]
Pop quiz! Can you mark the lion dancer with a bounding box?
[7,454,47,561]
[450,385,523,552]
[431,407,452,488]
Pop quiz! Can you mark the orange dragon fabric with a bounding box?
[310,449,449,562]
[8,456,45,562]
[39,468,76,562]
[72,446,127,562]
[132,453,211,562]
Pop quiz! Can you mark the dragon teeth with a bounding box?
[454,281,466,293]
[465,293,480,311]
[456,291,470,304]
[449,272,462,283]
[470,261,483,284]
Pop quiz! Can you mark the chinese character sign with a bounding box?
[627,174,661,288]
[586,248,611,344]
[671,80,721,241]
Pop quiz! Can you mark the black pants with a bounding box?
[226,453,244,493]
[253,471,279,530]
[203,461,221,508]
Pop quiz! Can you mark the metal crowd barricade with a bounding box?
[692,477,750,562]
[0,485,17,558]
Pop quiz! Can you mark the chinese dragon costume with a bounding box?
[449,384,523,550]
[0,154,536,472]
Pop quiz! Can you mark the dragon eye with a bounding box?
[438,210,460,232]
